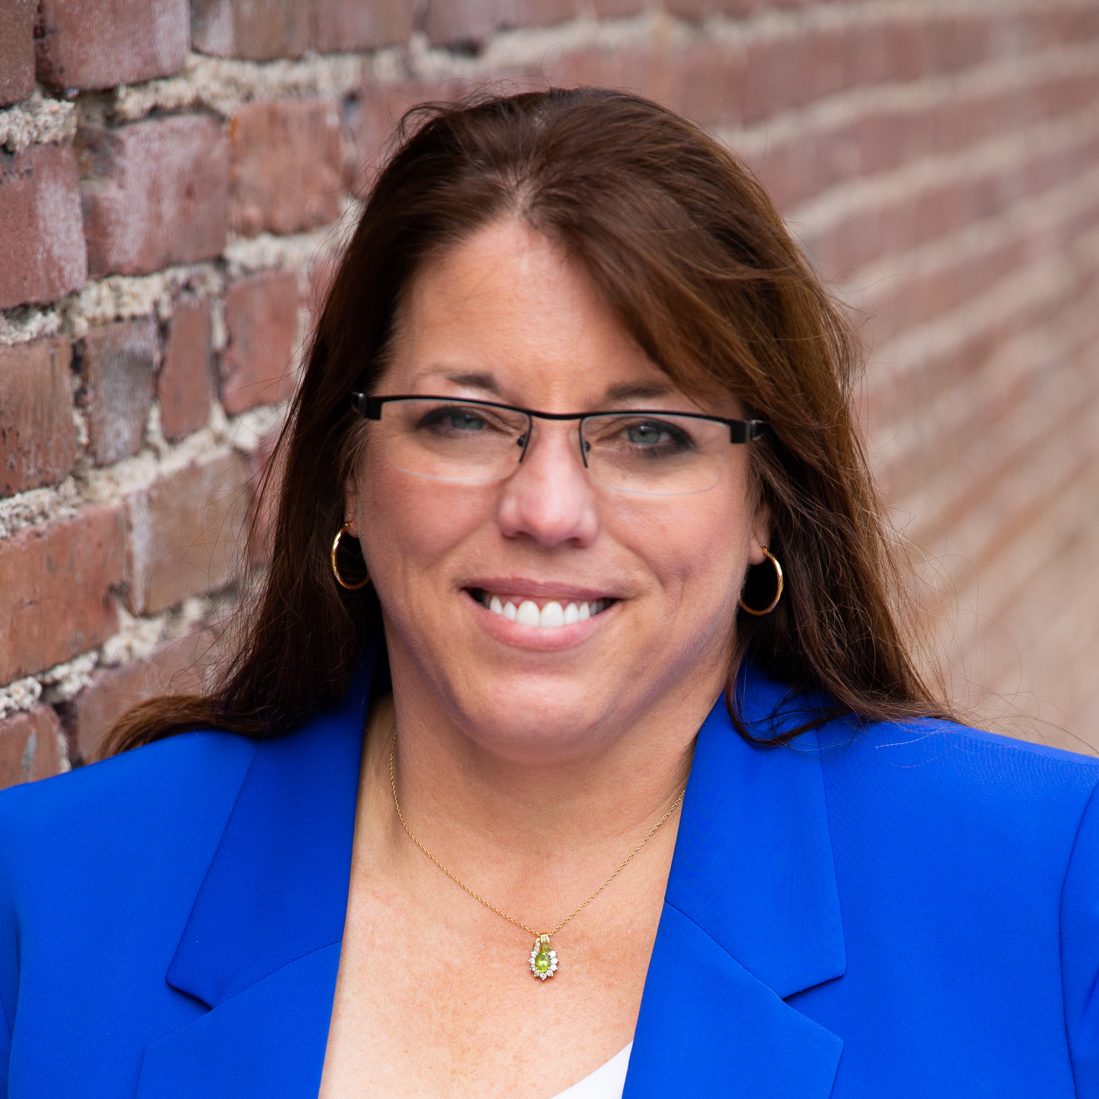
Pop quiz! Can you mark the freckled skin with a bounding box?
[347,217,769,768]
[327,217,771,1097]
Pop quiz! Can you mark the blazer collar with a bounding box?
[140,656,845,1096]
[138,657,373,1096]
[625,662,847,1097]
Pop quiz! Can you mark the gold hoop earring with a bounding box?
[330,522,370,591]
[738,547,783,616]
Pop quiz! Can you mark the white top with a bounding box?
[548,1042,633,1099]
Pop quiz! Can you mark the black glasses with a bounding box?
[351,393,766,497]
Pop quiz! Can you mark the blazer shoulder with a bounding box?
[813,710,1099,865]
[0,730,257,886]
[820,709,1099,785]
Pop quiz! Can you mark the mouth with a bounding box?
[467,588,616,630]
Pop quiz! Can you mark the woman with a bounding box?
[1,88,1096,1098]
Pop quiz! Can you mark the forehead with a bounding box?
[385,218,698,409]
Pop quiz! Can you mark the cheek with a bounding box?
[648,474,753,563]
[356,462,488,590]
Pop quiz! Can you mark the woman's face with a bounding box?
[347,218,769,761]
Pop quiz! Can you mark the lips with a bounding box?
[469,589,612,629]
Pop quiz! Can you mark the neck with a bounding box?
[354,685,709,931]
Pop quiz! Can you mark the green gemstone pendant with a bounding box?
[529,933,559,980]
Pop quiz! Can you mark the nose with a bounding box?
[495,420,600,547]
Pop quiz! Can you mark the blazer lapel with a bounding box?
[626,663,847,1098]
[136,664,372,1097]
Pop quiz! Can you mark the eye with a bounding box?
[416,404,508,435]
[429,408,486,431]
[610,416,696,456]
[625,420,686,448]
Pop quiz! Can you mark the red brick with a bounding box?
[548,43,675,108]
[658,39,747,126]
[0,0,35,105]
[229,99,343,237]
[341,79,437,194]
[246,426,283,566]
[590,0,647,15]
[739,34,818,124]
[220,271,300,414]
[126,452,250,614]
[191,0,310,61]
[312,0,414,52]
[0,706,64,789]
[512,0,580,25]
[35,0,188,91]
[306,242,340,317]
[78,319,157,465]
[159,296,215,442]
[423,0,494,45]
[0,338,76,495]
[62,630,214,762]
[663,0,760,15]
[0,144,87,309]
[0,506,127,682]
[425,1,580,44]
[79,115,229,277]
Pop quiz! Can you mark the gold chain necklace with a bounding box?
[387,728,685,981]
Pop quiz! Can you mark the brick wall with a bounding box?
[2,0,1097,786]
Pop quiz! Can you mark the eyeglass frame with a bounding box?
[350,392,766,489]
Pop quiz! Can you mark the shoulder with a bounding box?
[816,711,1099,813]
[740,659,1099,826]
[0,729,257,890]
[805,711,1099,908]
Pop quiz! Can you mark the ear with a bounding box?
[748,499,772,566]
[342,470,360,538]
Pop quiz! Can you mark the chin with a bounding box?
[457,680,612,760]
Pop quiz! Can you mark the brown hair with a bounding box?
[104,86,945,756]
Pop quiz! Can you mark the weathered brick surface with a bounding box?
[35,0,188,92]
[78,319,157,465]
[0,144,87,309]
[424,0,582,46]
[159,297,215,442]
[312,0,414,52]
[246,425,284,566]
[126,452,250,614]
[423,1,499,46]
[220,271,300,414]
[590,0,648,14]
[62,630,214,762]
[191,0,311,61]
[0,507,127,682]
[0,706,64,789]
[0,0,35,106]
[0,338,76,496]
[1,1,1098,753]
[79,115,229,277]
[229,99,342,237]
[341,79,451,194]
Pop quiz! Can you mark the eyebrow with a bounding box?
[602,381,675,402]
[418,369,676,405]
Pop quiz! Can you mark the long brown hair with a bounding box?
[105,86,945,756]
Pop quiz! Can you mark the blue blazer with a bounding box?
[1,659,1097,1097]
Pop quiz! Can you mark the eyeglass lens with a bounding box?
[374,398,731,496]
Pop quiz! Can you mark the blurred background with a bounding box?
[1,0,1097,786]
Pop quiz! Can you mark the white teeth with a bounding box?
[481,593,606,628]
[516,600,540,627]
[541,601,565,628]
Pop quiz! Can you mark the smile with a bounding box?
[469,589,613,629]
